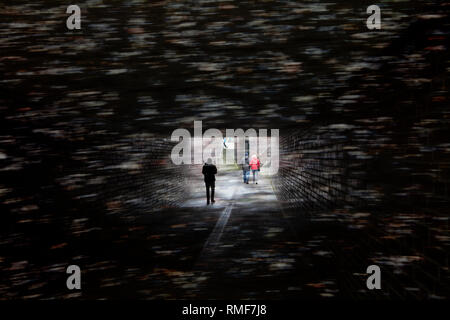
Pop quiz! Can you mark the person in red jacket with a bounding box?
[249,155,260,184]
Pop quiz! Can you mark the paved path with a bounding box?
[192,168,281,265]
[174,167,319,299]
[33,166,375,299]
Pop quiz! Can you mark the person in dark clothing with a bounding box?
[241,153,250,184]
[202,158,217,205]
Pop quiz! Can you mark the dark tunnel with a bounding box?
[0,0,448,300]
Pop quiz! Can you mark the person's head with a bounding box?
[206,158,213,165]
[252,154,257,160]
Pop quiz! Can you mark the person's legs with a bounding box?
[205,182,210,204]
[252,170,256,183]
[211,181,215,203]
[242,170,246,183]
[245,170,249,183]
[255,170,258,184]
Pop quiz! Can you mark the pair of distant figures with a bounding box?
[201,155,261,205]
[241,154,261,185]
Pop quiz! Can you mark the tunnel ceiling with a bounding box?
[1,1,447,137]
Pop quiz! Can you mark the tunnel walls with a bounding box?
[0,132,191,235]
[66,135,191,219]
[272,117,450,297]
[275,127,357,213]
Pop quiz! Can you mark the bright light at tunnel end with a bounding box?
[170,121,280,175]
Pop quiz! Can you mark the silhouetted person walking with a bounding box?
[202,158,217,205]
